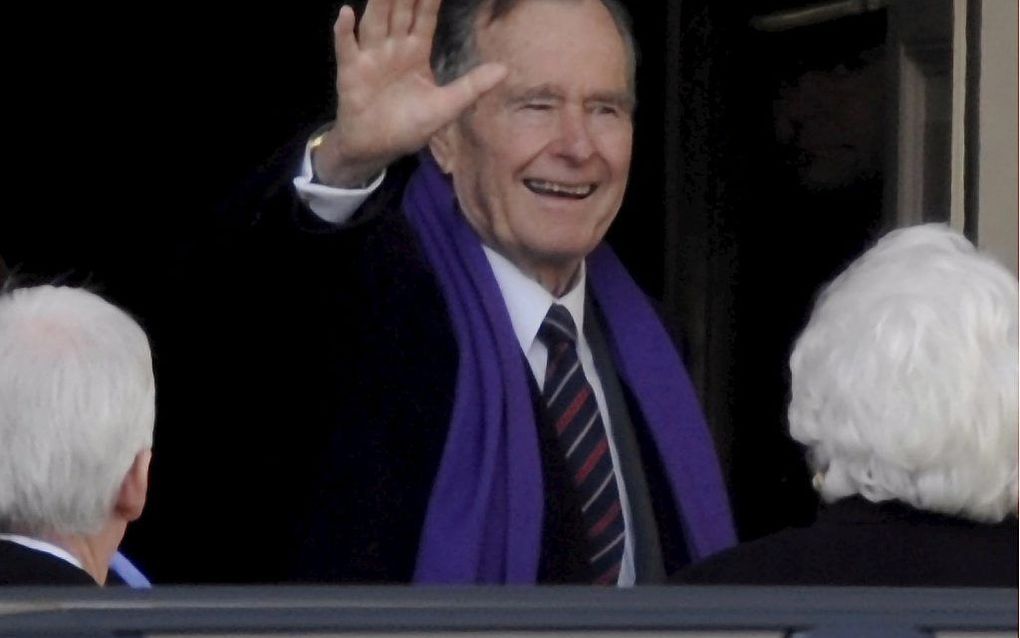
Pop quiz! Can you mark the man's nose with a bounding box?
[555,108,596,162]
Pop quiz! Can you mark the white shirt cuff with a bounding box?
[292,136,385,225]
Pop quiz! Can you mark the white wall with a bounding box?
[976,0,1019,274]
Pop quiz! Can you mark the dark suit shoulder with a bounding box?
[0,540,95,586]
[673,498,1018,587]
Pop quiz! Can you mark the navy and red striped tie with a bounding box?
[538,304,625,585]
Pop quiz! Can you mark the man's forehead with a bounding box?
[481,0,586,23]
[469,0,635,90]
[473,0,623,46]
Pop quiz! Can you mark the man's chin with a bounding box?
[526,247,594,282]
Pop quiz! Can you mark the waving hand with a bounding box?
[313,0,508,186]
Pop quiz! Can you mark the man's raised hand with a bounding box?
[313,0,508,187]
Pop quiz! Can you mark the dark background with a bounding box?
[2,0,890,572]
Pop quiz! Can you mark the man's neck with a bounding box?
[35,525,123,585]
[495,249,582,298]
[535,267,581,298]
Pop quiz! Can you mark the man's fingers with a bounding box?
[334,5,360,64]
[441,63,509,112]
[390,0,415,36]
[422,63,508,131]
[411,0,440,41]
[359,0,394,45]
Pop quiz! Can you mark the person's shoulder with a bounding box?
[669,525,822,585]
[0,540,95,586]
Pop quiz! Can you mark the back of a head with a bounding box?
[0,285,155,536]
[789,224,1018,523]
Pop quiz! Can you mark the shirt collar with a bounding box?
[482,245,587,353]
[0,533,85,570]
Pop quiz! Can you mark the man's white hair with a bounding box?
[789,224,1018,523]
[0,285,155,535]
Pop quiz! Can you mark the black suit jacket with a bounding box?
[129,154,692,584]
[0,540,95,586]
[672,496,1018,587]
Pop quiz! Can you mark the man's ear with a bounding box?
[114,449,151,523]
[429,125,459,174]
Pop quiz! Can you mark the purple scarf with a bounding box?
[403,154,734,583]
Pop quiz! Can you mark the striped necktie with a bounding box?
[538,304,625,585]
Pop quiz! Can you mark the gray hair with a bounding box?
[431,0,639,97]
[0,286,155,535]
[789,224,1018,523]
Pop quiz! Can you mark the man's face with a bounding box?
[431,0,634,292]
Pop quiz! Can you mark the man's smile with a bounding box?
[523,178,598,199]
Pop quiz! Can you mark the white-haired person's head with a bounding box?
[0,285,154,584]
[789,224,1018,523]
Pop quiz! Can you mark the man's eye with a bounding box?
[593,105,620,117]
[524,102,553,111]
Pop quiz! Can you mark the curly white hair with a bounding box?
[789,224,1018,523]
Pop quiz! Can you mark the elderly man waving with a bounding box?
[141,0,735,586]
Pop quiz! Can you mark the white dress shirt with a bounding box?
[293,144,636,585]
